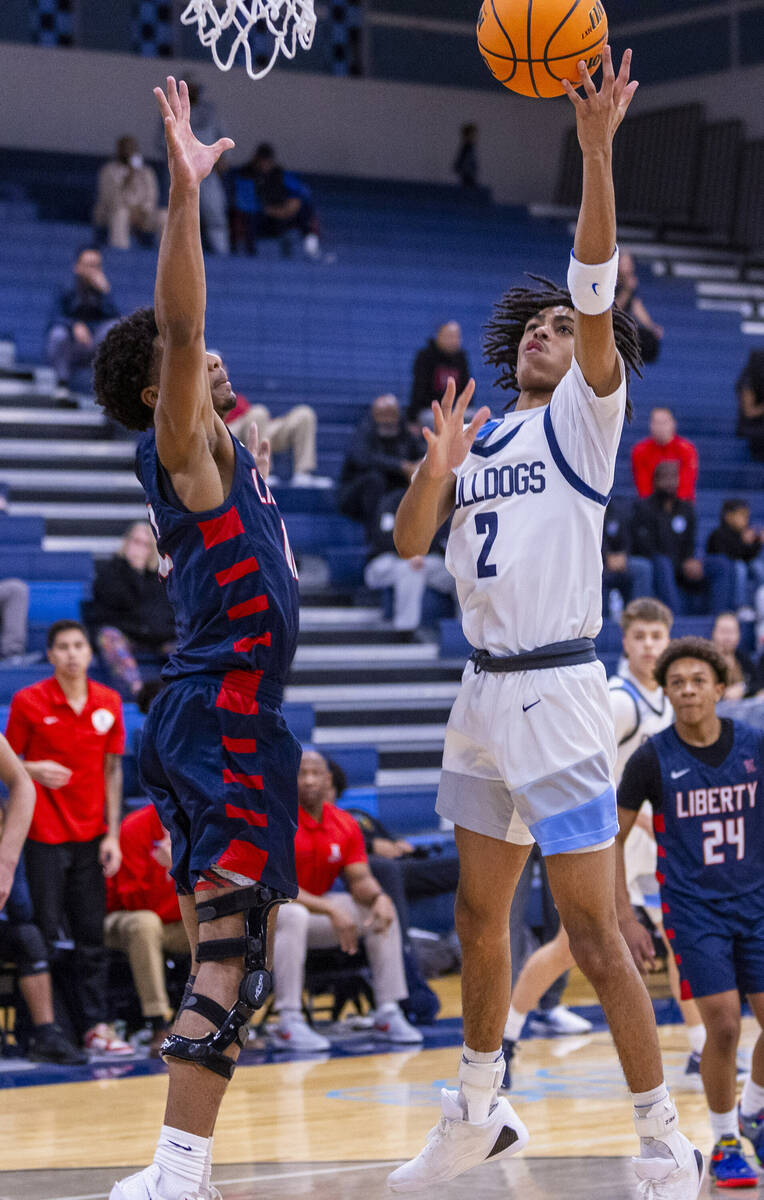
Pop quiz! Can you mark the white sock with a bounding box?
[742,1076,764,1116]
[632,1083,681,1163]
[709,1108,738,1143]
[201,1137,213,1195]
[503,1004,526,1043]
[459,1044,504,1125]
[686,1023,706,1055]
[279,1008,305,1025]
[377,1001,400,1017]
[153,1125,209,1196]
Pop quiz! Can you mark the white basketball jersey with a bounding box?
[608,669,674,782]
[446,356,626,654]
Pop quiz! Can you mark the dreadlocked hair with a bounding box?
[483,274,642,422]
[93,306,159,432]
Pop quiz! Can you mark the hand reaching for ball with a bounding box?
[562,45,639,153]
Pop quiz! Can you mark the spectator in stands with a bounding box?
[4,619,130,1055]
[339,394,424,538]
[453,123,479,189]
[631,406,698,501]
[408,323,471,427]
[218,370,331,488]
[364,490,455,632]
[630,460,710,614]
[230,142,320,259]
[44,246,120,390]
[705,499,764,615]
[710,612,757,701]
[0,732,85,1063]
[270,747,423,1051]
[88,521,176,698]
[601,495,653,615]
[615,252,664,363]
[105,804,189,1056]
[0,577,32,666]
[93,135,166,250]
[736,349,764,460]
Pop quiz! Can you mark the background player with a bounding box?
[389,47,702,1200]
[500,597,683,1089]
[617,637,764,1188]
[92,78,301,1200]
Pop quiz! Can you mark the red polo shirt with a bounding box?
[5,675,125,844]
[106,804,181,924]
[294,802,367,896]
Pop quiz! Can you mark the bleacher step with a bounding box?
[285,681,460,704]
[292,642,438,664]
[314,723,446,746]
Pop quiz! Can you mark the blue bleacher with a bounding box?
[0,515,45,546]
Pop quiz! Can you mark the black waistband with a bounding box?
[470,638,597,674]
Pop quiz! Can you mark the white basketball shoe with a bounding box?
[387,1088,529,1192]
[109,1164,221,1200]
[632,1097,705,1198]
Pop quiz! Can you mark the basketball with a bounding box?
[477,0,608,99]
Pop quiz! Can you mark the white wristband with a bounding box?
[567,246,619,315]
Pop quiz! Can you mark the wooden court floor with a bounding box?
[1,1011,758,1199]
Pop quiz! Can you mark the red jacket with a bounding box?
[631,435,699,501]
[106,804,181,924]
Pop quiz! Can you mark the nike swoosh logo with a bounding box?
[168,1140,194,1152]
[522,700,541,713]
[592,282,599,294]
[670,769,690,779]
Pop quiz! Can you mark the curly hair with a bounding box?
[482,275,642,421]
[93,306,159,432]
[654,637,729,689]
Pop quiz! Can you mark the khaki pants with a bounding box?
[101,203,167,250]
[272,894,407,1013]
[228,403,317,475]
[104,910,189,1021]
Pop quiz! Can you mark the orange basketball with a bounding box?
[477,0,608,98]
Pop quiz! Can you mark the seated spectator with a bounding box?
[631,406,698,501]
[630,461,711,615]
[408,322,471,427]
[187,79,230,254]
[93,135,166,250]
[0,733,85,1064]
[221,381,331,488]
[601,495,653,615]
[4,619,130,1055]
[88,522,176,698]
[230,142,320,259]
[705,499,764,615]
[339,394,424,538]
[44,246,120,390]
[364,490,455,633]
[453,123,479,189]
[736,349,764,460]
[615,252,664,363]
[105,805,188,1056]
[711,612,757,701]
[0,577,32,666]
[270,748,423,1051]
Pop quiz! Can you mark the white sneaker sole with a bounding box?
[387,1102,529,1193]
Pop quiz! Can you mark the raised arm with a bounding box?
[562,47,638,396]
[152,77,234,480]
[394,378,489,559]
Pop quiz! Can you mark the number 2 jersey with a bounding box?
[617,718,764,901]
[135,429,299,686]
[445,355,627,654]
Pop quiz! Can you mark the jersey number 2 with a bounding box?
[475,513,498,578]
[702,817,745,865]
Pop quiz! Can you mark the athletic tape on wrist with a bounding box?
[567,246,619,315]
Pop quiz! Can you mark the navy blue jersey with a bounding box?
[135,429,299,685]
[618,719,764,901]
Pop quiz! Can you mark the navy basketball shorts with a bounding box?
[662,886,764,1000]
[138,670,300,898]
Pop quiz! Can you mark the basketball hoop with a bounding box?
[180,0,317,81]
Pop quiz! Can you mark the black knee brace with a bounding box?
[161,883,288,1080]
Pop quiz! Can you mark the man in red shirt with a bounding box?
[631,406,699,501]
[5,619,129,1055]
[270,748,423,1051]
[105,804,189,1056]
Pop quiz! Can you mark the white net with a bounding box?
[180,0,316,81]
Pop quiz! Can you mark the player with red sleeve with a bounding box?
[270,748,423,1051]
[4,619,128,1055]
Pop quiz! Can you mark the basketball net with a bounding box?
[180,0,316,81]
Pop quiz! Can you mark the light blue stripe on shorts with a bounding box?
[529,786,618,856]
